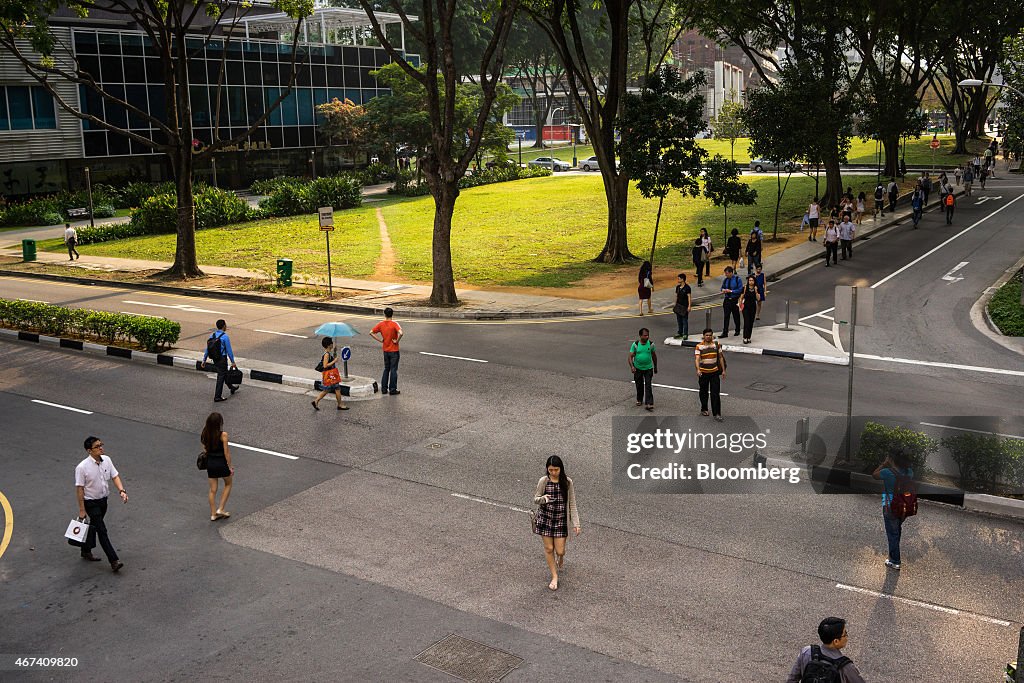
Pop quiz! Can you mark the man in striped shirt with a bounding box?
[694,328,726,421]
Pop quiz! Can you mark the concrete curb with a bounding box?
[663,336,849,366]
[970,254,1024,357]
[753,453,1024,521]
[0,327,379,397]
[0,269,587,321]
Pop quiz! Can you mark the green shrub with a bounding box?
[987,269,1023,336]
[128,186,248,234]
[856,422,937,471]
[92,203,117,218]
[119,181,175,209]
[942,433,1024,493]
[38,211,65,226]
[307,175,362,211]
[76,222,147,244]
[130,192,177,234]
[360,162,397,185]
[258,183,308,217]
[387,165,551,197]
[250,176,305,195]
[0,297,180,352]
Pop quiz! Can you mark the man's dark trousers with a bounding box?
[382,351,400,393]
[888,193,897,212]
[634,368,653,405]
[722,298,740,336]
[675,312,689,338]
[213,357,236,400]
[841,239,852,260]
[83,497,118,562]
[825,241,838,265]
[698,372,722,416]
[946,206,954,224]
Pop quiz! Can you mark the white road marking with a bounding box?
[798,322,834,335]
[18,298,49,303]
[871,192,1024,290]
[941,261,968,284]
[798,306,835,322]
[254,329,309,339]
[419,351,488,363]
[31,399,93,414]
[855,353,1024,377]
[118,311,162,318]
[973,195,1002,204]
[228,442,299,460]
[451,492,530,513]
[122,300,229,315]
[919,422,1024,441]
[836,584,1012,627]
[652,382,730,396]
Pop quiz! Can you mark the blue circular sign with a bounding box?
[341,346,351,361]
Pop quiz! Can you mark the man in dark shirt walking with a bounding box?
[673,273,692,339]
[720,266,742,338]
[202,319,238,403]
[786,617,867,683]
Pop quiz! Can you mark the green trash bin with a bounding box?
[276,258,293,287]
[22,239,36,262]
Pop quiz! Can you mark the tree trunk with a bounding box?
[882,136,899,178]
[533,109,546,149]
[774,170,782,240]
[953,123,970,155]
[429,181,460,305]
[822,148,843,209]
[165,149,203,279]
[594,171,633,263]
[649,195,663,264]
[722,202,729,242]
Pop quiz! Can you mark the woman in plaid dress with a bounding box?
[533,455,581,591]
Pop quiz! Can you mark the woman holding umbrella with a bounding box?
[312,336,348,410]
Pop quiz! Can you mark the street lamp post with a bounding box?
[549,106,565,172]
[84,166,95,228]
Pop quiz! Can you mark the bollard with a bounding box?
[705,308,712,332]
[784,299,791,330]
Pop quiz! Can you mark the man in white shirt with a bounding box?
[838,217,856,261]
[75,436,128,571]
[823,221,840,267]
[63,223,80,260]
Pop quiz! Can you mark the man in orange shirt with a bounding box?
[370,307,404,395]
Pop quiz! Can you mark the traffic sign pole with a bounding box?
[325,231,333,298]
[318,207,335,299]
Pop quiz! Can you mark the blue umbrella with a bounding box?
[314,322,360,337]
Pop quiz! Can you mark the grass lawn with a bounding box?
[32,173,916,289]
[507,134,988,169]
[987,270,1024,336]
[39,209,382,280]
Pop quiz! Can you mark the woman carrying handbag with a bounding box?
[532,455,581,591]
[201,412,233,521]
[312,337,349,411]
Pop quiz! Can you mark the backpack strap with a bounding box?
[810,645,852,669]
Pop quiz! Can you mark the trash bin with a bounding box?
[22,239,36,262]
[276,258,292,287]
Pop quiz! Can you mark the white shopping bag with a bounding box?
[65,518,89,545]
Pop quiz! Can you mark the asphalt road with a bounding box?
[0,338,1020,681]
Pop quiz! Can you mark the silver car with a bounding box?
[528,157,571,172]
[749,159,803,173]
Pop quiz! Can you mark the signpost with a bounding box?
[835,286,874,462]
[319,207,335,298]
[340,345,351,379]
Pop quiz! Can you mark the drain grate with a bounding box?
[414,634,523,683]
[747,382,785,393]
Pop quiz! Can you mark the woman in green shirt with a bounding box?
[629,328,658,410]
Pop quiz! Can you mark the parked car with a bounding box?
[528,157,571,172]
[579,156,602,171]
[485,158,519,170]
[749,159,803,173]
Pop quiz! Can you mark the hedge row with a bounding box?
[387,165,552,197]
[0,298,180,352]
[0,182,173,227]
[987,269,1023,336]
[257,175,362,217]
[857,421,1024,494]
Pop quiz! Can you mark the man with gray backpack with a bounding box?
[787,617,867,682]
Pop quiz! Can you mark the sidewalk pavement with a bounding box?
[0,187,944,321]
[662,323,847,366]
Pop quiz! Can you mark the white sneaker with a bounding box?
[885,559,901,570]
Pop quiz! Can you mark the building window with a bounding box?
[0,86,57,130]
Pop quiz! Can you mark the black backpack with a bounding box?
[800,645,851,683]
[206,332,224,362]
[874,186,883,200]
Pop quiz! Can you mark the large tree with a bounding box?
[357,0,519,305]
[743,81,804,239]
[528,0,692,263]
[0,0,313,278]
[506,22,569,148]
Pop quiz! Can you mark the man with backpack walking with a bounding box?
[719,267,743,338]
[886,177,899,213]
[873,450,916,570]
[910,189,923,228]
[872,184,885,218]
[944,191,956,225]
[202,319,239,403]
[921,173,932,208]
[786,617,867,683]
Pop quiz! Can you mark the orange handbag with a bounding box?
[322,368,342,386]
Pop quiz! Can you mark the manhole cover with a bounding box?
[747,382,785,393]
[415,634,523,683]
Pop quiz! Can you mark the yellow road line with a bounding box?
[0,491,12,561]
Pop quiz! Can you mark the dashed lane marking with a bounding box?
[122,300,230,315]
[419,351,488,363]
[836,584,1012,627]
[854,353,1024,378]
[228,442,299,460]
[450,492,530,513]
[253,329,309,338]
[652,382,729,396]
[31,399,93,414]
